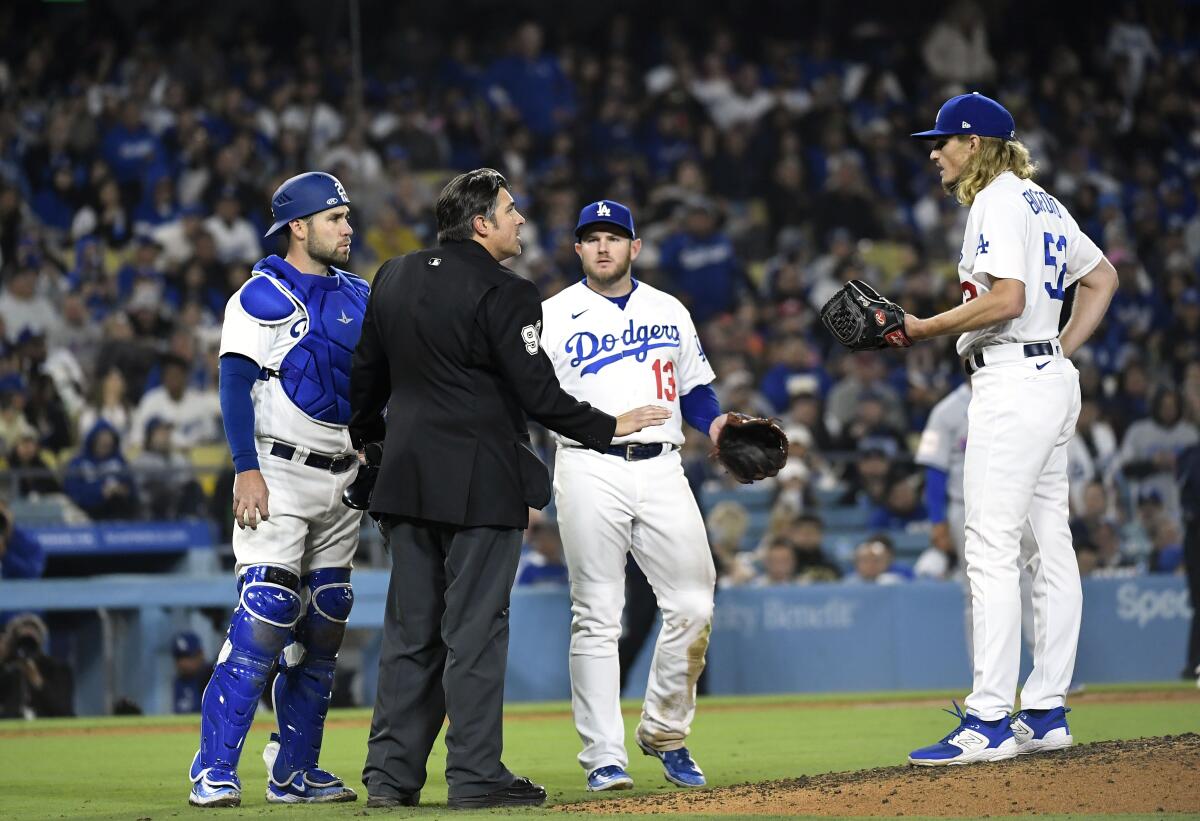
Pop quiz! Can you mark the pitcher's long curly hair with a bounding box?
[950,137,1038,206]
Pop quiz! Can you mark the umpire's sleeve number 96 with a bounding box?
[521,321,542,355]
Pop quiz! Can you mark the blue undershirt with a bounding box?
[925,466,948,524]
[219,354,261,473]
[585,276,721,436]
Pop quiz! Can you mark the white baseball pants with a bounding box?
[553,446,716,773]
[962,353,1082,720]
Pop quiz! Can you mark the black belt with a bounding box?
[602,443,675,461]
[269,441,357,474]
[964,342,1056,376]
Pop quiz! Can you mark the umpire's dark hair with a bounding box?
[435,168,510,244]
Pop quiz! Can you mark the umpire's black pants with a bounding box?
[362,517,521,802]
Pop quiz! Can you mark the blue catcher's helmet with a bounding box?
[264,172,351,238]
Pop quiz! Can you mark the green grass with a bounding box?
[1,684,1197,821]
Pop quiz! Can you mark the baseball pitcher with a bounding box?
[823,93,1118,765]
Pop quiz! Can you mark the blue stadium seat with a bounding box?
[816,505,871,531]
[701,484,775,512]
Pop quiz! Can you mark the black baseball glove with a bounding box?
[342,442,383,511]
[711,413,789,484]
[819,279,912,351]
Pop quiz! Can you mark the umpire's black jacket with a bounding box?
[349,239,616,529]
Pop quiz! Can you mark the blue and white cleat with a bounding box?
[908,701,1018,766]
[635,736,706,787]
[587,765,634,792]
[263,733,357,804]
[1011,706,1073,754]
[188,752,241,808]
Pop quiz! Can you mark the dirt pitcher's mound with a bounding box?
[563,734,1200,817]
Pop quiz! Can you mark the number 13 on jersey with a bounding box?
[652,359,677,401]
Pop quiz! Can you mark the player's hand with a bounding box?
[614,405,672,437]
[708,412,731,444]
[930,521,952,554]
[233,469,270,530]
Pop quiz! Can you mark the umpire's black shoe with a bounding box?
[447,776,546,809]
[364,791,419,808]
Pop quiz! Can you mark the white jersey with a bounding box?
[956,171,1104,356]
[219,279,354,456]
[914,383,971,505]
[542,279,715,447]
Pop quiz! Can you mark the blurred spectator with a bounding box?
[131,418,204,520]
[0,266,60,344]
[921,0,996,84]
[63,420,138,521]
[659,201,744,323]
[129,354,220,451]
[787,513,841,583]
[0,384,37,453]
[1067,396,1119,510]
[753,537,799,586]
[707,500,754,586]
[1118,388,1199,520]
[514,519,568,587]
[77,367,134,445]
[0,613,74,719]
[1147,518,1184,575]
[24,369,72,453]
[839,440,895,509]
[203,187,261,265]
[0,500,46,581]
[171,630,211,714]
[485,21,576,139]
[4,432,62,498]
[844,536,907,585]
[867,472,927,530]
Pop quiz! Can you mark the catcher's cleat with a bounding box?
[188,757,242,808]
[1010,706,1073,755]
[636,736,706,787]
[587,765,634,792]
[263,735,358,804]
[908,701,1018,766]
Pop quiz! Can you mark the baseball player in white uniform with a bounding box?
[542,200,728,792]
[189,172,366,806]
[903,94,1117,765]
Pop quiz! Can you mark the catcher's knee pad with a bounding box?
[271,568,352,778]
[199,566,301,771]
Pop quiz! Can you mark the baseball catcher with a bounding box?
[819,279,912,351]
[711,413,789,483]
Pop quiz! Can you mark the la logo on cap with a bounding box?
[596,202,611,217]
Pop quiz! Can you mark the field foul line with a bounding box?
[1,688,1196,739]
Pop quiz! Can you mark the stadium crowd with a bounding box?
[0,1,1197,598]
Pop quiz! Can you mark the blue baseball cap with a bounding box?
[911,92,1016,141]
[575,199,635,239]
[172,631,202,658]
[264,171,351,237]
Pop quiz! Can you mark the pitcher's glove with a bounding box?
[819,279,912,351]
[711,413,789,484]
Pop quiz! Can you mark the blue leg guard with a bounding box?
[193,566,301,787]
[267,568,354,800]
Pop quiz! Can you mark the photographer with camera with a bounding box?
[0,612,75,719]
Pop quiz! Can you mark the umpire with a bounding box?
[350,168,668,809]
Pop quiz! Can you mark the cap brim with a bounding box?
[910,128,953,139]
[264,219,289,238]
[575,220,634,239]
